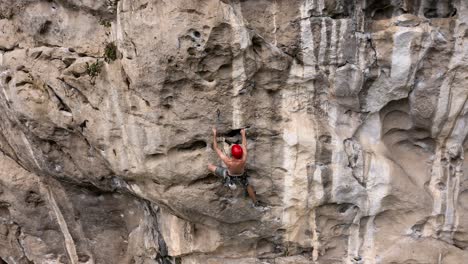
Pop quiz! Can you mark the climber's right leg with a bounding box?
[208,164,228,179]
[207,164,217,173]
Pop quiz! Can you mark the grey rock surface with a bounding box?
[0,0,467,263]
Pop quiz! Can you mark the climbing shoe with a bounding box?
[224,177,237,190]
[227,181,237,190]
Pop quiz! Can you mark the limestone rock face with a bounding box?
[0,0,467,263]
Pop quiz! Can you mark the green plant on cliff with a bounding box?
[104,42,117,63]
[86,60,103,78]
[99,19,112,28]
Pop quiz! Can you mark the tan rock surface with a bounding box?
[0,0,467,263]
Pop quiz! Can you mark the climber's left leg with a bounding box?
[241,175,257,204]
[246,185,257,204]
[207,164,217,174]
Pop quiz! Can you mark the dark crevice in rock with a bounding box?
[147,204,175,264]
[78,254,90,262]
[25,190,44,207]
[453,238,467,250]
[423,2,457,18]
[224,128,242,138]
[34,42,61,49]
[364,0,398,19]
[39,20,52,35]
[129,39,138,57]
[364,0,458,19]
[57,79,100,110]
[188,174,219,186]
[0,202,11,218]
[62,57,76,68]
[146,153,165,160]
[14,81,32,87]
[172,140,207,152]
[450,8,457,17]
[74,52,100,60]
[367,36,379,68]
[31,50,43,59]
[14,225,34,264]
[0,44,19,52]
[251,35,264,56]
[120,65,131,89]
[358,75,376,111]
[316,133,332,165]
[47,85,72,113]
[77,134,113,180]
[54,177,117,196]
[54,0,117,20]
[71,71,81,78]
[79,120,87,131]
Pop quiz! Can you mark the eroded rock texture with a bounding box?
[0,0,467,263]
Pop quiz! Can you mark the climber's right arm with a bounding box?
[212,127,229,162]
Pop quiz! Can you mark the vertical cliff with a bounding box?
[0,0,467,263]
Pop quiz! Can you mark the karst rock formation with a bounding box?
[0,0,467,263]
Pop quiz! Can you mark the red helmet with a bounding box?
[231,144,243,159]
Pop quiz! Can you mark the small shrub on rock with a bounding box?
[104,42,117,63]
[86,60,103,77]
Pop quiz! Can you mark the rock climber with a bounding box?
[207,127,258,205]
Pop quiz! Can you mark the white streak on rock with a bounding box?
[317,0,324,14]
[272,0,278,47]
[221,1,250,129]
[429,149,444,215]
[318,18,328,65]
[310,209,320,261]
[21,133,41,170]
[431,22,468,136]
[444,164,456,229]
[356,114,390,264]
[361,154,391,264]
[281,87,317,248]
[347,211,362,263]
[391,29,413,84]
[0,70,11,102]
[300,0,316,77]
[44,185,79,264]
[330,19,337,64]
[107,85,130,172]
[337,19,348,64]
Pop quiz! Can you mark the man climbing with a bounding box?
[207,128,258,205]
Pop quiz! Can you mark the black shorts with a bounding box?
[214,166,249,187]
